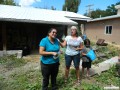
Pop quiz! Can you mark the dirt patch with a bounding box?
[23,55,40,62]
[0,55,40,79]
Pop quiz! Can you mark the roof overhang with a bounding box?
[87,15,120,22]
[66,17,91,21]
[0,17,77,25]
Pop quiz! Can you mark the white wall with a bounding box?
[115,5,120,15]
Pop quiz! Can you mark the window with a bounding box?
[105,26,112,35]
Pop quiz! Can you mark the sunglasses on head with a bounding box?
[71,29,76,30]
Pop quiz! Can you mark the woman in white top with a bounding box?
[59,26,83,84]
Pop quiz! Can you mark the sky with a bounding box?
[14,0,120,15]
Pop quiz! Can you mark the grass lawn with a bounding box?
[0,44,120,90]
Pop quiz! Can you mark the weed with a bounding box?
[94,65,119,86]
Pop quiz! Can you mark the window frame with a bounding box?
[105,25,113,35]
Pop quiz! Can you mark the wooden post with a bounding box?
[2,23,7,55]
[81,24,85,35]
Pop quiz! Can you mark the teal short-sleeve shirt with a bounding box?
[39,36,60,64]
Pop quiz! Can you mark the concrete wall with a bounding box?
[0,23,2,50]
[118,9,120,15]
[0,50,22,58]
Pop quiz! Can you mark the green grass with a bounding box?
[94,65,120,86]
[81,82,104,90]
[0,57,119,90]
[0,44,120,90]
[0,54,27,69]
[1,69,42,90]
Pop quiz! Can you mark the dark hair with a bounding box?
[84,39,90,46]
[47,28,57,36]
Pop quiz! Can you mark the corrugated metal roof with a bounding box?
[54,10,90,19]
[0,5,89,25]
[87,15,120,22]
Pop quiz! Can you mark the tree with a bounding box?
[62,0,81,13]
[90,9,106,18]
[51,6,56,10]
[0,0,15,5]
[87,1,120,18]
[62,0,81,35]
[105,1,120,16]
[0,0,4,4]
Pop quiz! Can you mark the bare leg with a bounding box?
[82,67,85,78]
[65,67,70,79]
[76,67,80,80]
[82,67,84,75]
[75,67,81,84]
[64,67,70,83]
[86,68,90,79]
[86,68,90,76]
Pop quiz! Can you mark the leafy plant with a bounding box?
[94,66,119,86]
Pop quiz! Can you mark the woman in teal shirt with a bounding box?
[39,28,60,90]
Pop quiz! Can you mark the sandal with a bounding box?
[82,75,85,79]
[77,79,81,84]
[73,79,81,86]
[86,75,90,80]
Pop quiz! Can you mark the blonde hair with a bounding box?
[71,26,78,37]
[71,26,77,30]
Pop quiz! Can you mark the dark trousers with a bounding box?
[41,61,59,90]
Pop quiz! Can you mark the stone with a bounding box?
[0,51,3,57]
[89,56,118,76]
[17,50,23,58]
[97,53,106,58]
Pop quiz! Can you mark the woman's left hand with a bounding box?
[75,47,80,51]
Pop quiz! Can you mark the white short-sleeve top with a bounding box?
[65,36,83,56]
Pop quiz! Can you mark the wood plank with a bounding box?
[2,23,7,54]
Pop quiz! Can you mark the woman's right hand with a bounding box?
[52,52,58,56]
